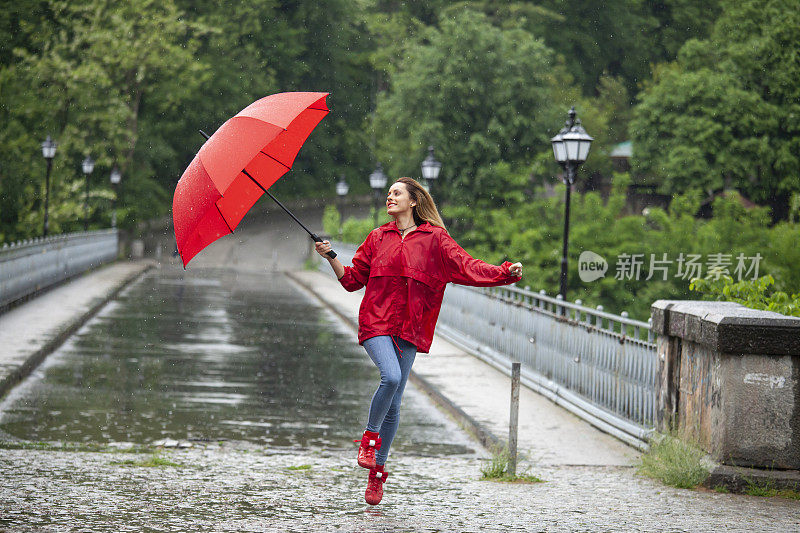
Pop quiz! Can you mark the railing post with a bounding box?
[508,362,521,477]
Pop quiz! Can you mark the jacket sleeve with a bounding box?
[338,231,373,292]
[438,231,522,287]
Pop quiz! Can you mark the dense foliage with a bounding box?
[631,0,800,218]
[690,275,800,317]
[2,1,799,318]
[0,0,374,240]
[440,175,798,319]
[327,174,799,320]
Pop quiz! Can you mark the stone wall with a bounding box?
[651,300,800,469]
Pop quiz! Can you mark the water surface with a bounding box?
[0,268,473,457]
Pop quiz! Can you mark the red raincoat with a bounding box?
[338,221,521,353]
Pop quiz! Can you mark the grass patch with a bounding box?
[489,473,544,484]
[0,440,152,454]
[111,453,183,468]
[637,432,711,489]
[743,478,800,500]
[713,485,730,493]
[480,445,544,484]
[287,464,313,471]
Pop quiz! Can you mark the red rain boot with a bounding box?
[354,430,381,469]
[365,465,388,505]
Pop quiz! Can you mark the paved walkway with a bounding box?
[288,269,638,469]
[0,261,153,399]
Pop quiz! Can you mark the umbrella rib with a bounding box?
[215,201,234,234]
[259,149,291,171]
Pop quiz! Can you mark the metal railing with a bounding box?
[319,242,657,448]
[0,229,119,309]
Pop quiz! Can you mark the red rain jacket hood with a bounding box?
[338,221,521,353]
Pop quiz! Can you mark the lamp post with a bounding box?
[109,166,122,228]
[335,174,349,240]
[41,135,57,237]
[420,145,442,192]
[369,163,387,228]
[81,155,95,231]
[551,106,593,305]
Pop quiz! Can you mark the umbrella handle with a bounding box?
[312,234,337,259]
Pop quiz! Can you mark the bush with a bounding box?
[327,208,391,246]
[690,275,800,317]
[322,205,341,239]
[638,433,711,489]
[443,174,799,320]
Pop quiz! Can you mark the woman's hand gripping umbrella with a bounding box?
[172,91,336,267]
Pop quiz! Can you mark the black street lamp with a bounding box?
[110,166,122,228]
[420,145,442,192]
[335,174,349,240]
[41,135,57,237]
[369,163,387,227]
[81,155,95,231]
[551,106,593,305]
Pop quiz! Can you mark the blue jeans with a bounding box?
[363,335,417,466]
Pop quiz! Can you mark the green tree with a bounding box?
[373,9,558,207]
[1,0,205,236]
[266,0,376,200]
[631,64,769,197]
[455,0,720,97]
[631,0,800,217]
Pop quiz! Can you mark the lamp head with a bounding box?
[369,163,387,190]
[41,135,57,160]
[551,107,593,165]
[421,145,442,181]
[336,175,349,196]
[82,156,95,175]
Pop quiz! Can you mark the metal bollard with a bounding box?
[509,362,521,477]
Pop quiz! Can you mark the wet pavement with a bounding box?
[1,208,799,531]
[3,443,799,532]
[0,268,471,457]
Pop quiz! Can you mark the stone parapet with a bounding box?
[651,300,800,469]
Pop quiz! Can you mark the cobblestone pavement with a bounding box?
[1,444,798,532]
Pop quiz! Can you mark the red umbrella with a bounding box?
[172,91,337,267]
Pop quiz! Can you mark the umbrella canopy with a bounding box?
[173,92,329,266]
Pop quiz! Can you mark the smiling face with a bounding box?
[386,181,415,217]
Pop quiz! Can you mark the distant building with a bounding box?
[610,141,632,173]
[608,140,670,214]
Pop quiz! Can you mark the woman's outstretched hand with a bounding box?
[315,240,333,258]
[509,262,523,277]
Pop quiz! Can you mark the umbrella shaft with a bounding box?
[241,169,315,238]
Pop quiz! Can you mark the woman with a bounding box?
[315,177,522,505]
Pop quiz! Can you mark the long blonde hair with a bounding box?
[396,177,446,230]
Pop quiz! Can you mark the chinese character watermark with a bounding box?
[578,251,763,283]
